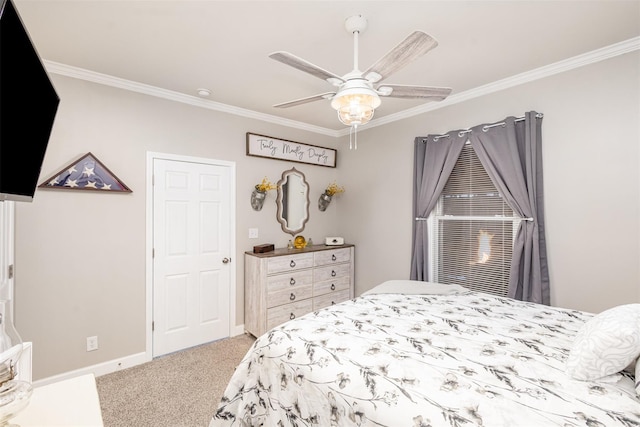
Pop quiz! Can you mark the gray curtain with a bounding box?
[410,132,466,281]
[411,111,549,304]
[468,111,549,304]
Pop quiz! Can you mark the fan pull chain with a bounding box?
[349,124,358,150]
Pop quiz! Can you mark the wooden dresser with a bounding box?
[244,244,354,337]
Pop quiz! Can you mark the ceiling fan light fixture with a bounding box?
[336,103,374,126]
[268,14,451,135]
[331,83,381,126]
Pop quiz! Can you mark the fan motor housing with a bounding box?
[345,15,367,34]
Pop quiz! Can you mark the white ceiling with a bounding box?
[13,1,640,136]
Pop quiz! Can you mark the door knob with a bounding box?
[222,257,231,264]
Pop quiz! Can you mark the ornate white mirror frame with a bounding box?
[276,167,310,236]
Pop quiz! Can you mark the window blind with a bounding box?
[430,144,520,296]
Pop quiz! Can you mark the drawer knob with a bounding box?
[331,270,336,277]
[290,278,296,285]
[331,283,336,290]
[290,313,296,320]
[290,293,296,301]
[331,254,337,261]
[290,260,296,268]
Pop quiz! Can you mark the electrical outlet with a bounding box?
[248,228,259,239]
[86,336,98,352]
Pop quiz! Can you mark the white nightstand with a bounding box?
[11,373,103,426]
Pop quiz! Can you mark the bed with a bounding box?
[210,280,640,426]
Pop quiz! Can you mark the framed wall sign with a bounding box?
[246,133,336,168]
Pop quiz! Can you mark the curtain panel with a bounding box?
[410,131,466,281]
[411,111,550,304]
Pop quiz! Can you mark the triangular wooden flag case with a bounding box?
[39,152,132,193]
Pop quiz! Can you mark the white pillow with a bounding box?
[565,304,640,381]
[361,280,468,296]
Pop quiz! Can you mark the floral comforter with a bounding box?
[210,288,640,426]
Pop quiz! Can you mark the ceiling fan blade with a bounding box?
[273,92,336,108]
[269,52,344,85]
[377,84,452,100]
[363,31,438,83]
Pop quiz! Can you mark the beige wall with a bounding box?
[13,50,639,381]
[338,51,640,313]
[15,76,342,380]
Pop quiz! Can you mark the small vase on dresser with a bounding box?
[244,244,354,337]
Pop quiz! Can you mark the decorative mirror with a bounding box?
[276,167,309,236]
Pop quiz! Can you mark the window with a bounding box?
[429,143,521,296]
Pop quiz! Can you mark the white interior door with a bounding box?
[152,158,232,357]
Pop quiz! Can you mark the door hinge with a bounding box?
[152,248,155,258]
[7,265,13,280]
[152,321,154,332]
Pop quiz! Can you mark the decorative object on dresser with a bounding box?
[244,244,354,337]
[252,243,274,254]
[293,235,307,249]
[325,236,344,245]
[250,177,277,211]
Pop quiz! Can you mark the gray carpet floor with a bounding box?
[96,333,256,427]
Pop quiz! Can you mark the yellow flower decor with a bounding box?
[324,182,345,196]
[255,177,277,193]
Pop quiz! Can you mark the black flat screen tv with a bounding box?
[0,0,59,202]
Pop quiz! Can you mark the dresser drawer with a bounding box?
[267,253,314,274]
[313,263,351,282]
[313,289,350,311]
[313,276,350,296]
[267,284,312,308]
[267,299,313,330]
[314,248,351,266]
[267,270,313,291]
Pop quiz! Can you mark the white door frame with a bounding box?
[145,151,236,361]
[0,201,15,303]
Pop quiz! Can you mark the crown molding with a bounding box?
[45,36,639,139]
[43,61,341,137]
[347,36,640,136]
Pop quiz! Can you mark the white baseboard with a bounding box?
[34,324,246,387]
[231,324,245,337]
[34,351,149,387]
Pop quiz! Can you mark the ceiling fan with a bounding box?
[269,14,452,137]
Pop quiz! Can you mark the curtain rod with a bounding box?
[427,113,544,142]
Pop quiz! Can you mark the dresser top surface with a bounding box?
[245,243,353,258]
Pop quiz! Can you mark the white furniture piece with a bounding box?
[244,244,354,337]
[12,373,104,426]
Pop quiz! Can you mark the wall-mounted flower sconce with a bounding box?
[318,182,345,212]
[251,177,277,211]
